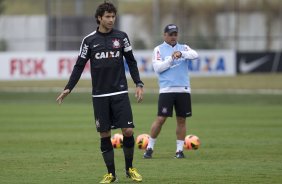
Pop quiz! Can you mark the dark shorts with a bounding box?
[158,93,192,118]
[92,93,134,132]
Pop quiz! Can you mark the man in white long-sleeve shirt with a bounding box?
[144,24,198,159]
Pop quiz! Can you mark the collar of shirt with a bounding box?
[163,41,178,48]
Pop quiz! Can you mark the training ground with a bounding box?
[0,74,282,184]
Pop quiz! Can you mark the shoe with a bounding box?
[175,151,185,159]
[126,167,142,182]
[99,173,117,183]
[143,148,153,159]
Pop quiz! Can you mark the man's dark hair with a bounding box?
[95,1,117,25]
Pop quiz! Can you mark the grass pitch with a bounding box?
[0,74,282,183]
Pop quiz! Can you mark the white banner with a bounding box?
[190,50,236,76]
[0,50,235,81]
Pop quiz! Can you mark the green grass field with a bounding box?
[1,75,282,183]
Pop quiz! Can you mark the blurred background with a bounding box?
[0,0,281,51]
[0,0,282,84]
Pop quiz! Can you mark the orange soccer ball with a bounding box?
[111,133,123,148]
[136,134,150,149]
[184,135,201,150]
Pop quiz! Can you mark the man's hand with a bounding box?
[135,87,144,103]
[172,51,182,60]
[56,89,70,105]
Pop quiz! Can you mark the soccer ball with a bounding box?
[136,134,150,149]
[111,133,123,148]
[184,135,200,150]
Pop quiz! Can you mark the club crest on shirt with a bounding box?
[112,39,121,48]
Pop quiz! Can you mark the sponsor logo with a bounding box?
[168,25,177,29]
[188,56,226,72]
[95,51,120,59]
[81,44,89,59]
[10,58,46,76]
[239,56,270,73]
[128,121,133,125]
[170,63,181,68]
[123,38,130,48]
[162,107,167,114]
[156,51,161,60]
[93,44,100,48]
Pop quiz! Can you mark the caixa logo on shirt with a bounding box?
[95,51,120,59]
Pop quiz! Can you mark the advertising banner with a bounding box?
[0,52,89,80]
[0,50,236,81]
[190,50,235,76]
[237,52,282,73]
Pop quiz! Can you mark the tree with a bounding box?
[0,0,7,51]
[0,0,4,14]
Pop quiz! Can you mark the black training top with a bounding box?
[65,28,143,96]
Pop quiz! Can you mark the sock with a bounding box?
[100,137,115,176]
[147,137,156,150]
[176,140,184,152]
[123,135,135,171]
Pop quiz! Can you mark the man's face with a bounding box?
[164,32,178,46]
[98,11,116,31]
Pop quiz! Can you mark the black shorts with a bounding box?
[158,93,192,118]
[92,93,134,132]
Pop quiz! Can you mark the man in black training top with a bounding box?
[56,1,144,183]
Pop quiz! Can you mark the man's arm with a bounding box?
[122,33,144,103]
[56,38,90,104]
[64,57,88,92]
[123,50,143,85]
[152,47,173,73]
[180,45,199,60]
[122,34,143,85]
[123,50,144,103]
